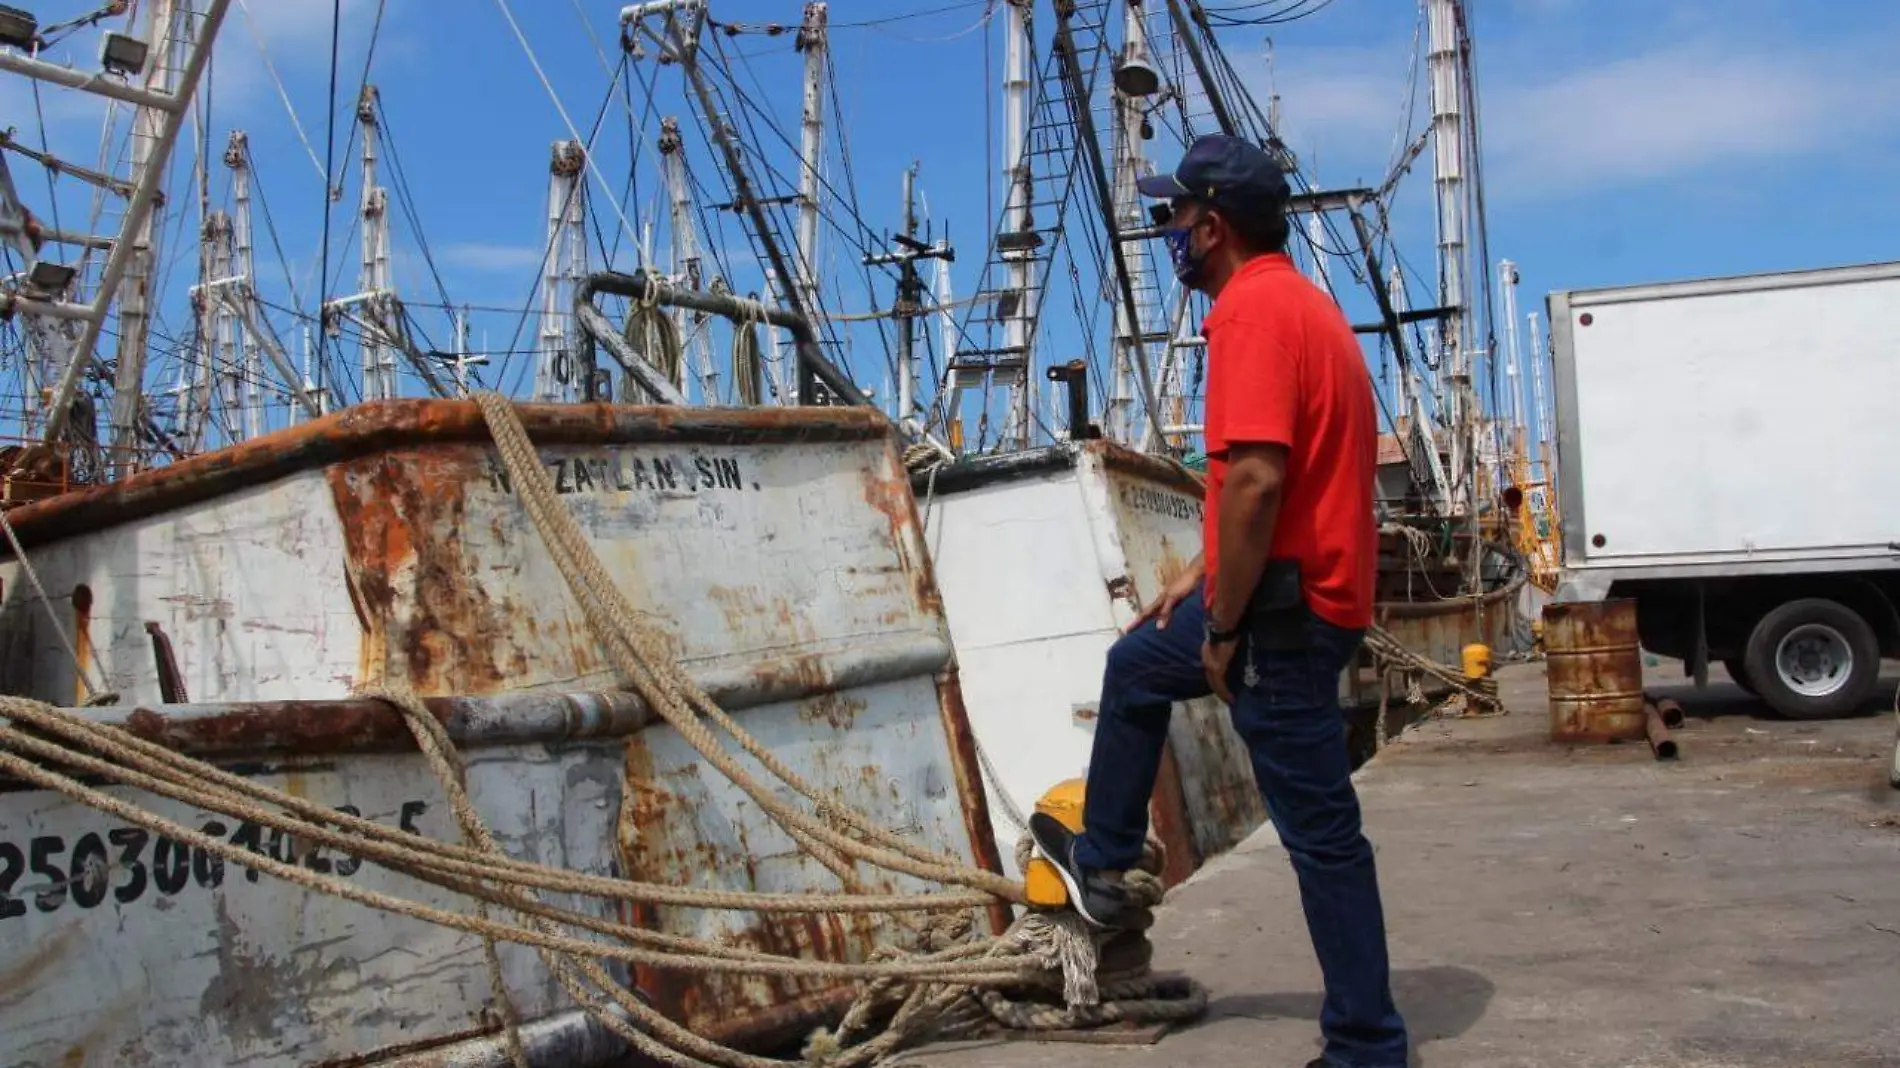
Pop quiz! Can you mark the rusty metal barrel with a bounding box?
[1543,598,1648,742]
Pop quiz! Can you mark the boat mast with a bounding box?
[1527,309,1550,486]
[0,154,82,432]
[998,0,1033,450]
[536,140,587,402]
[182,198,228,451]
[1390,260,1451,505]
[1306,212,1330,290]
[227,131,261,439]
[355,86,396,401]
[864,163,954,436]
[656,117,701,397]
[1426,0,1474,514]
[451,307,478,396]
[294,327,319,423]
[106,0,190,474]
[188,131,318,439]
[794,2,827,320]
[210,208,239,444]
[1105,0,1163,444]
[933,256,957,398]
[1498,257,1525,469]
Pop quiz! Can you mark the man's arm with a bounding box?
[1207,442,1289,633]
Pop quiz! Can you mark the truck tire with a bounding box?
[1742,599,1879,720]
[1721,658,1759,697]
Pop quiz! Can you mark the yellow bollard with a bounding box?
[1461,642,1492,680]
[1022,778,1086,907]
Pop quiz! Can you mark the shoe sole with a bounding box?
[1028,818,1110,929]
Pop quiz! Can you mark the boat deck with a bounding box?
[903,661,1900,1068]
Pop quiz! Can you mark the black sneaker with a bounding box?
[1028,811,1128,928]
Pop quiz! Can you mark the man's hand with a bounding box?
[1126,555,1206,633]
[1202,638,1237,704]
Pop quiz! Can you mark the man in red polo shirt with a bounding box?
[1031,135,1408,1068]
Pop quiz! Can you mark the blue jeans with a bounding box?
[1075,586,1409,1068]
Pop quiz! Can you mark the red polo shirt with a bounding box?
[1202,253,1377,629]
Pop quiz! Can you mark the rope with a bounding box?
[971,735,1029,833]
[0,393,1206,1065]
[1364,623,1501,717]
[901,442,946,474]
[732,297,765,405]
[625,299,686,392]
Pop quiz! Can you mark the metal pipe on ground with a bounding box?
[1644,702,1679,761]
[1653,696,1686,729]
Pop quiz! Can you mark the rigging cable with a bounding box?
[571,0,663,265]
[833,1,993,29]
[375,95,462,314]
[694,37,856,369]
[314,0,345,389]
[1460,4,1503,442]
[709,2,991,34]
[1382,1,1427,191]
[329,0,390,202]
[1202,0,1341,27]
[611,39,665,267]
[490,0,644,256]
[855,1,1002,43]
[233,0,327,185]
[680,35,989,370]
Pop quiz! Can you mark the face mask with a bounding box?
[1163,218,1207,289]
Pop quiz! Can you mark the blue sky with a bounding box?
[7,0,1898,444]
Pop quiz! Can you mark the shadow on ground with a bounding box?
[1199,964,1494,1053]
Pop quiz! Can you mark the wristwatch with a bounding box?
[1204,617,1242,645]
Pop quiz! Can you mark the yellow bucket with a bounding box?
[1023,778,1085,907]
[1461,642,1492,680]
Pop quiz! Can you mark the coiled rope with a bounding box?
[0,392,1205,1066]
[625,288,686,391]
[732,295,766,405]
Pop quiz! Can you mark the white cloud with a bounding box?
[229,0,390,58]
[438,242,548,273]
[1485,40,1900,197]
[1231,21,1900,203]
[1228,41,1428,187]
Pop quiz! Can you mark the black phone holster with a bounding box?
[1244,558,1309,652]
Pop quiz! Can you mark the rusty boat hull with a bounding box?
[0,400,1002,1067]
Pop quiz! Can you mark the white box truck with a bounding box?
[1548,260,1900,719]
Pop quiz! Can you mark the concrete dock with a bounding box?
[903,662,1900,1068]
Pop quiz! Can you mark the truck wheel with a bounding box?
[1742,599,1879,720]
[1721,658,1759,696]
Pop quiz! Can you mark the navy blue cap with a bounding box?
[1136,134,1290,219]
